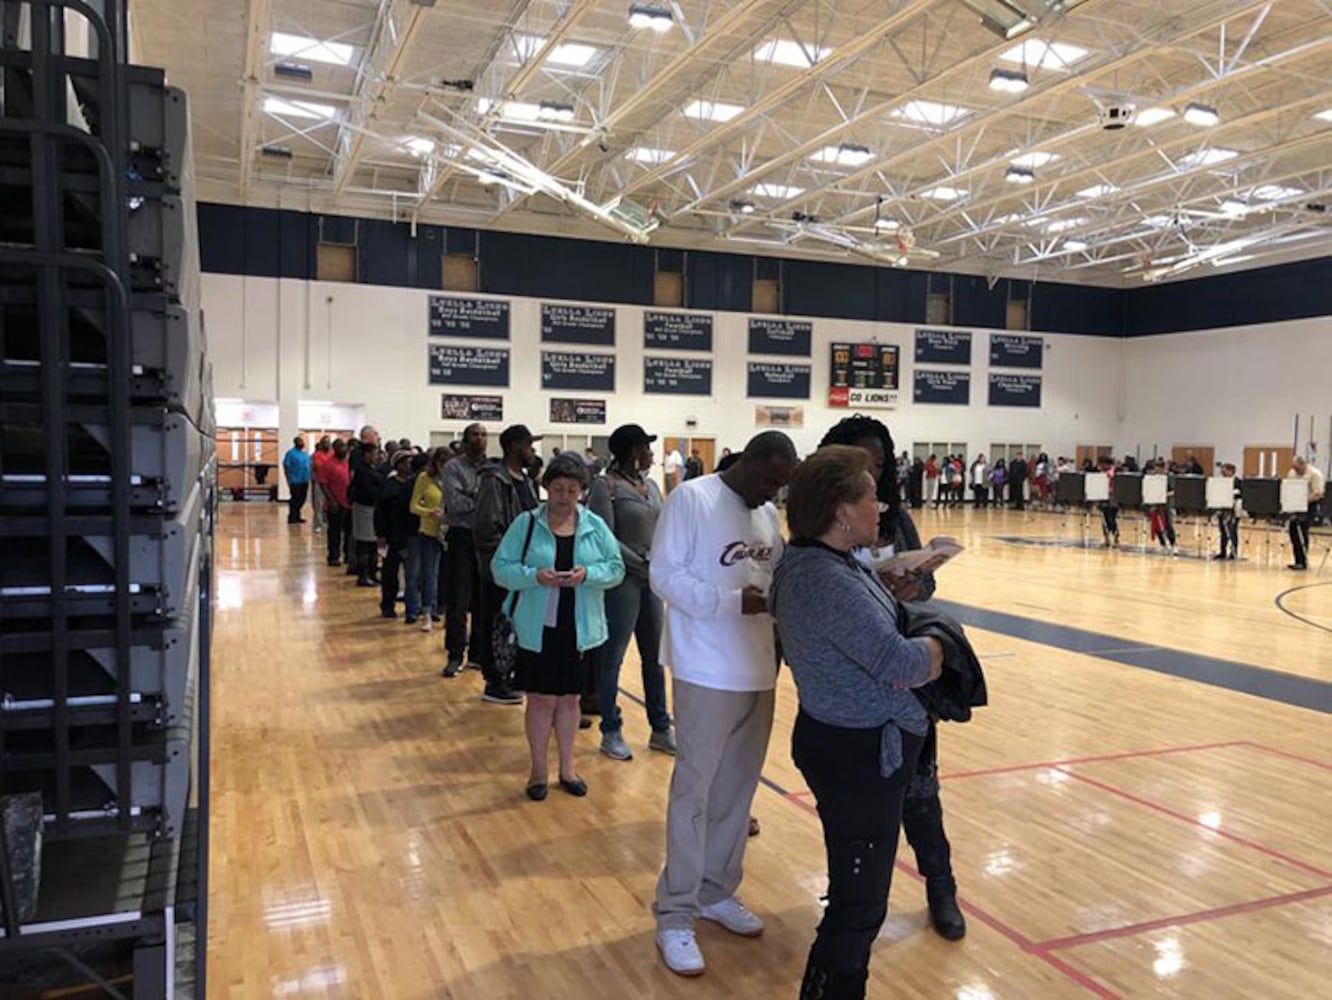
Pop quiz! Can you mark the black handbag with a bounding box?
[492,512,537,680]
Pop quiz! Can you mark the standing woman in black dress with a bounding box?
[491,454,624,800]
[818,415,966,942]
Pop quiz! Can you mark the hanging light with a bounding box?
[1183,102,1219,127]
[1005,166,1035,184]
[628,3,673,32]
[988,67,1030,94]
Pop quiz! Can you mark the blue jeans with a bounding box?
[599,573,670,735]
[405,534,441,620]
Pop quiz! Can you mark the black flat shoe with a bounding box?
[578,716,593,730]
[927,881,967,941]
[525,782,548,801]
[558,776,588,797]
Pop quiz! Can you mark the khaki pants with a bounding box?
[655,679,775,930]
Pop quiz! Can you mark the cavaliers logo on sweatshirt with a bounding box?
[719,541,775,567]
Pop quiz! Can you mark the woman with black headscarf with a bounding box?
[818,415,966,943]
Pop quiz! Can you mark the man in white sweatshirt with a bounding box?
[649,431,799,976]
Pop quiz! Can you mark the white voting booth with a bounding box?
[1280,477,1310,513]
[1084,472,1110,503]
[1142,475,1168,506]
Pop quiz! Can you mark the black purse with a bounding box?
[492,512,537,679]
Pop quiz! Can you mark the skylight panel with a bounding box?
[1250,184,1301,201]
[1010,151,1060,168]
[922,186,966,201]
[891,100,971,128]
[754,39,831,68]
[752,183,805,199]
[625,146,675,164]
[1043,217,1087,233]
[683,99,746,122]
[262,96,337,121]
[1178,148,1239,168]
[999,39,1089,71]
[269,31,354,67]
[1076,183,1118,198]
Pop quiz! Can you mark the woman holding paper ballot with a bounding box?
[772,446,945,999]
[817,417,967,947]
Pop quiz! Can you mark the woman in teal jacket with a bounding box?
[492,453,624,800]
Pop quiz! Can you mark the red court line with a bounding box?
[1053,767,1332,881]
[780,786,1120,998]
[1239,741,1332,772]
[1037,884,1332,951]
[940,740,1248,782]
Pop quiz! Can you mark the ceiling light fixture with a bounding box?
[810,143,874,167]
[1250,183,1302,201]
[922,186,966,201]
[273,62,314,81]
[1183,102,1219,127]
[1220,198,1248,217]
[964,0,1035,39]
[729,199,756,214]
[628,3,674,32]
[1316,109,1332,123]
[1005,166,1035,184]
[1044,217,1087,233]
[538,101,576,122]
[754,39,831,68]
[1134,106,1176,127]
[1064,239,1088,251]
[403,136,435,156]
[683,99,745,122]
[988,67,1030,94]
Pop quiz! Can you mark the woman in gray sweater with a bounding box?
[585,424,675,761]
[771,446,943,1000]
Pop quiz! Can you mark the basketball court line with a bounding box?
[1273,581,1332,636]
[931,599,1332,713]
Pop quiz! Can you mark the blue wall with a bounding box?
[196,203,1331,337]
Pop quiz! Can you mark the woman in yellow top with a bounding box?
[407,448,447,631]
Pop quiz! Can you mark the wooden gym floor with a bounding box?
[208,501,1331,999]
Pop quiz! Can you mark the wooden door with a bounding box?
[1076,444,1113,468]
[687,437,716,474]
[1172,445,1215,473]
[1243,445,1293,478]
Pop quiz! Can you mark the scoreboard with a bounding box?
[830,342,900,390]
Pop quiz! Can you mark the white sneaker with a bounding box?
[419,617,432,633]
[657,928,705,977]
[699,896,764,937]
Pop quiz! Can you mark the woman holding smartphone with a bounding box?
[491,453,624,800]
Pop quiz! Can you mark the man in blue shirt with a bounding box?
[283,435,312,524]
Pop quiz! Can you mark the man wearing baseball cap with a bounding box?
[474,424,542,704]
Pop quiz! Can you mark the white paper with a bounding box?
[877,536,964,576]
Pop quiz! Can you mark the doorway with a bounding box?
[1243,445,1293,478]
[664,436,717,477]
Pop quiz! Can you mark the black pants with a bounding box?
[1217,511,1239,556]
[325,508,348,564]
[288,482,308,523]
[444,528,482,662]
[1101,504,1119,540]
[792,711,924,976]
[476,564,508,684]
[1289,500,1320,567]
[902,722,953,888]
[380,546,404,615]
[1010,481,1024,509]
[971,485,987,507]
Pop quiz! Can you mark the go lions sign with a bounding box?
[829,386,900,409]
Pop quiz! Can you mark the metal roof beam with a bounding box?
[331,0,434,200]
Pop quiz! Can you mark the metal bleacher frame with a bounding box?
[0,2,211,996]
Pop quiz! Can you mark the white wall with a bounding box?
[1119,315,1332,468]
[200,273,1131,463]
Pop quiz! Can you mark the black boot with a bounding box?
[926,877,966,941]
[799,958,868,1000]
